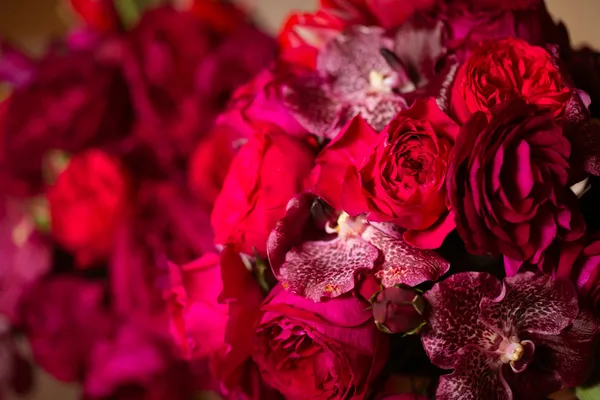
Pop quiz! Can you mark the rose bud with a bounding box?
[372,286,426,334]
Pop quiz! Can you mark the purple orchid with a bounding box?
[281,26,409,139]
[280,22,456,141]
[421,272,599,400]
[267,193,449,302]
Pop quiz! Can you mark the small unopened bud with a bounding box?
[372,286,426,334]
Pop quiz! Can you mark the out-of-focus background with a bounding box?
[0,0,598,398]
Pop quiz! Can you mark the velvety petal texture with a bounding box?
[211,126,316,258]
[448,100,585,274]
[252,285,389,400]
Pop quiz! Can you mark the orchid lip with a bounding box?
[499,338,525,364]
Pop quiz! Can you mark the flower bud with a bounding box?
[372,286,426,334]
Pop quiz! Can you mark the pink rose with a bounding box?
[253,285,389,400]
[47,149,127,268]
[188,125,240,210]
[210,246,279,400]
[165,253,227,370]
[211,125,315,257]
[84,323,193,400]
[19,277,113,382]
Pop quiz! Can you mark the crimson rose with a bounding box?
[450,37,572,123]
[211,125,315,257]
[47,149,127,268]
[327,98,459,249]
[253,285,389,400]
[448,100,585,275]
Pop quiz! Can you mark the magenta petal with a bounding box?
[278,236,379,302]
[480,273,579,336]
[514,141,534,199]
[436,345,510,400]
[421,272,503,369]
[364,226,449,288]
[402,210,456,250]
[267,193,315,274]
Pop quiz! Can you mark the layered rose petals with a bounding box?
[421,271,599,400]
[448,100,585,274]
[268,194,449,302]
[252,284,388,400]
[450,37,572,123]
[211,125,316,258]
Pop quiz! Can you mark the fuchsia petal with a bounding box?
[364,225,449,287]
[480,273,579,336]
[436,345,511,400]
[278,236,379,302]
[267,193,316,274]
[421,272,503,369]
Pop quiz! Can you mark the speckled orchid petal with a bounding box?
[283,26,408,138]
[480,273,579,337]
[278,231,380,302]
[421,272,503,369]
[436,345,511,400]
[363,225,449,287]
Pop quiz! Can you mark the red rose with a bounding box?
[253,285,389,400]
[211,125,315,257]
[450,37,572,123]
[315,98,459,249]
[448,100,585,275]
[69,0,120,32]
[188,125,239,209]
[3,48,132,193]
[47,149,127,268]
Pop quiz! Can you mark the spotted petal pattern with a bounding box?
[480,273,579,337]
[364,225,450,287]
[421,272,503,368]
[436,345,510,400]
[278,235,379,301]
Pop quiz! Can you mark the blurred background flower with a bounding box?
[0,1,598,400]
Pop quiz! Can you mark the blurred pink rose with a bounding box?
[84,323,193,400]
[19,277,114,382]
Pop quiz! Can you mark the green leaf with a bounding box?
[112,0,160,29]
[576,384,600,400]
[253,250,271,295]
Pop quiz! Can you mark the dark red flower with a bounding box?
[19,277,113,382]
[448,100,585,275]
[450,37,572,124]
[253,284,389,400]
[421,272,599,400]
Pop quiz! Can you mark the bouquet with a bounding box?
[0,0,275,398]
[189,0,600,399]
[2,0,600,400]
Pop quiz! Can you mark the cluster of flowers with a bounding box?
[198,0,600,399]
[0,0,275,398]
[3,0,600,399]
